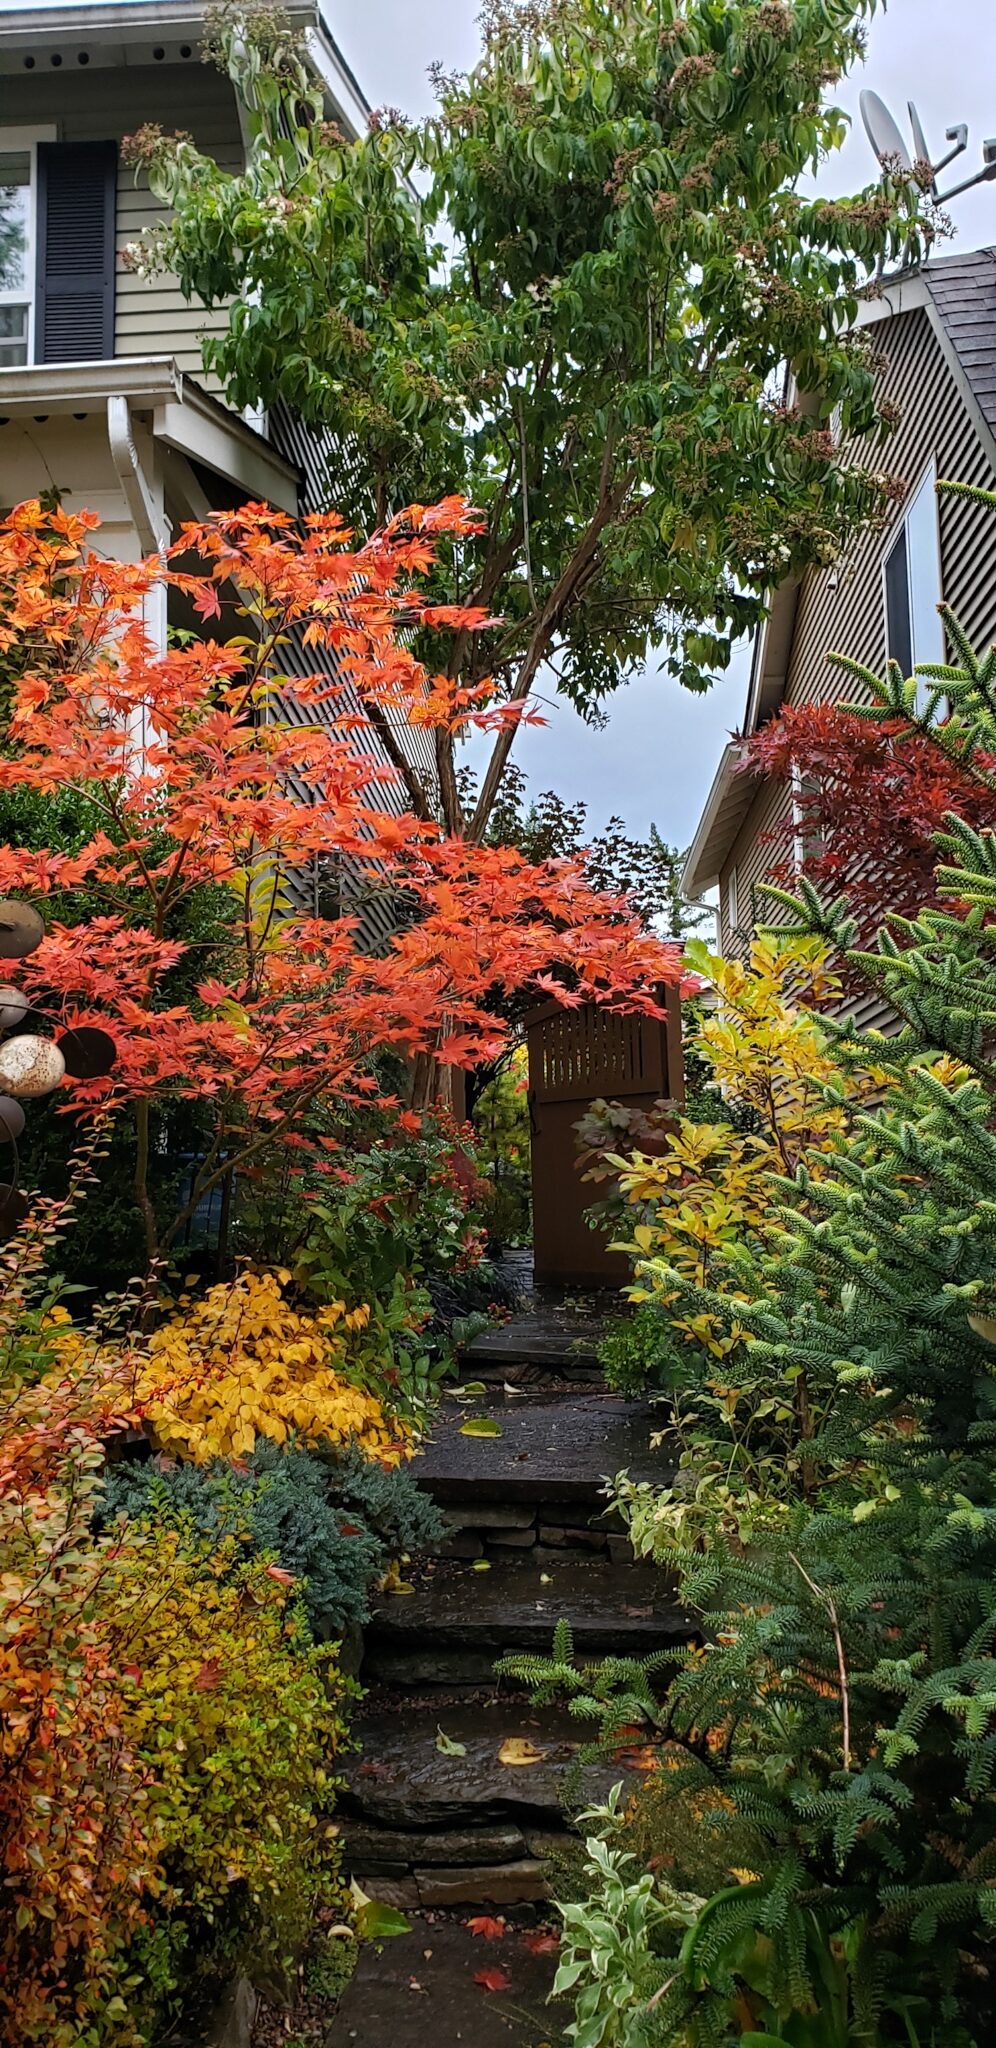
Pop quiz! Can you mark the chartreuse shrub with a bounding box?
[107,1531,351,2035]
[239,1099,492,1422]
[514,486,996,2046]
[100,1437,444,1639]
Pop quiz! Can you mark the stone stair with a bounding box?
[342,1389,695,1909]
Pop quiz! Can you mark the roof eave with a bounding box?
[682,741,757,900]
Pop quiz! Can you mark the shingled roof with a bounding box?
[922,245,996,448]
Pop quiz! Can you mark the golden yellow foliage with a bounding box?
[136,1269,410,1465]
[610,934,873,1356]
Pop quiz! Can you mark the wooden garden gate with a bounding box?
[525,989,684,1286]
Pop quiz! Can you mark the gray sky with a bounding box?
[334,0,996,847]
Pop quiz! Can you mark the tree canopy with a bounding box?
[128,0,928,836]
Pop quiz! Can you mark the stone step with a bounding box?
[339,1699,624,1905]
[362,1554,695,1687]
[325,1913,564,2045]
[414,1393,670,1508]
[458,1307,624,1376]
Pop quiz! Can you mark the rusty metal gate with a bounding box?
[525,989,684,1287]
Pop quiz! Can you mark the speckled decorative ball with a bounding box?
[0,1034,66,1098]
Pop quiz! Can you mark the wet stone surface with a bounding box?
[341,1702,621,1832]
[415,1394,669,1506]
[363,1556,692,1678]
[325,1914,565,2047]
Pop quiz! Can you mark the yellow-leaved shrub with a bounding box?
[609,935,876,1356]
[138,1269,410,1465]
[106,1528,350,2028]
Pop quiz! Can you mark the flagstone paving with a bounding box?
[271,1271,685,2046]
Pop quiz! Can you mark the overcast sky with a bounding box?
[333,0,996,848]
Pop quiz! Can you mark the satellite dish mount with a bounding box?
[860,89,996,206]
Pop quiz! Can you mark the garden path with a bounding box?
[321,1264,690,2048]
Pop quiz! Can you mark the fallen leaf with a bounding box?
[467,1915,507,1939]
[409,1976,427,1993]
[474,1967,512,1992]
[458,1380,488,1396]
[436,1725,468,1757]
[539,1573,553,1585]
[622,1604,652,1618]
[497,1737,547,1767]
[351,1880,411,1941]
[459,1416,503,1437]
[472,1558,491,1571]
[522,1930,560,1954]
[612,1743,660,1773]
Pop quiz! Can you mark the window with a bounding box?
[0,149,32,366]
[884,462,945,706]
[0,131,114,368]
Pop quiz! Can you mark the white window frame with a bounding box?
[0,126,57,368]
[882,456,945,711]
[726,864,739,941]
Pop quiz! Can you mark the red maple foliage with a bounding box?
[0,499,681,1264]
[743,700,995,984]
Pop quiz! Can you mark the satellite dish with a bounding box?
[908,100,937,192]
[861,89,913,172]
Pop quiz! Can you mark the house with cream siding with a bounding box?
[683,245,996,1025]
[0,0,432,946]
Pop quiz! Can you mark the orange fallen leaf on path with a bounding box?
[474,1967,512,1992]
[467,1915,506,1939]
[522,1930,560,1954]
[612,1742,660,1772]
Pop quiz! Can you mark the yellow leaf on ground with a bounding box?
[497,1737,547,1767]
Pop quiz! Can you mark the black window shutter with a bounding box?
[35,141,117,364]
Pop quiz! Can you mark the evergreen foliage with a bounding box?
[521,484,996,2043]
[100,1439,443,1639]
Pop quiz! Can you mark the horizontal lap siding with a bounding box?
[267,403,440,952]
[9,67,241,374]
[719,303,996,1029]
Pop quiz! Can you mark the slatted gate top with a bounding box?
[526,999,670,1105]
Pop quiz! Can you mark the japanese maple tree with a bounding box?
[743,698,995,983]
[0,498,680,1268]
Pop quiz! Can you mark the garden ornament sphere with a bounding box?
[0,985,30,1031]
[0,900,45,960]
[57,1025,118,1080]
[0,1096,26,1142]
[0,1183,30,1238]
[0,1034,66,1097]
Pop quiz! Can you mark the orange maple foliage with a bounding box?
[0,498,681,1264]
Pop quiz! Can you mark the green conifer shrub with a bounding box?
[514,483,996,2045]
